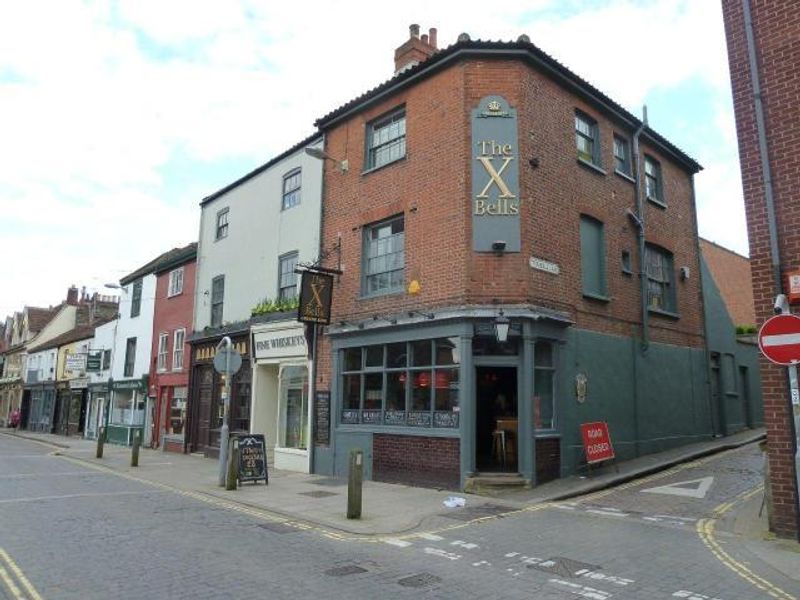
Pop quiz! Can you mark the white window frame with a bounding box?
[366,108,406,170]
[168,267,184,297]
[173,328,185,371]
[157,332,169,372]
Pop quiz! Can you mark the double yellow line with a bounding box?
[696,484,796,600]
[0,548,42,600]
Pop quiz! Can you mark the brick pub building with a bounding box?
[722,0,800,539]
[307,26,738,490]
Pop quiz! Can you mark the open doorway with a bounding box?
[475,366,518,472]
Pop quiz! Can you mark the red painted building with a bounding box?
[148,243,197,451]
[722,0,800,539]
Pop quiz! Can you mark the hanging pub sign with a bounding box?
[237,434,268,485]
[471,95,521,252]
[298,271,333,325]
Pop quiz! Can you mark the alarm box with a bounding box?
[786,270,800,304]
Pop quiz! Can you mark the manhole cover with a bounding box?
[398,573,441,588]
[528,557,599,578]
[257,522,297,534]
[440,503,510,521]
[325,565,368,577]
[310,477,347,487]
[299,490,338,498]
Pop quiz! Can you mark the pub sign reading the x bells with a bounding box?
[298,271,333,325]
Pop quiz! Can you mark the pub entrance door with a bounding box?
[475,366,518,473]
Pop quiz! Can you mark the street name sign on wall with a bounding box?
[580,421,615,464]
[237,434,268,485]
[758,314,800,365]
[471,95,521,252]
[298,271,333,325]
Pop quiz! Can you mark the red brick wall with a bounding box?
[372,434,460,489]
[722,0,800,538]
[699,239,756,326]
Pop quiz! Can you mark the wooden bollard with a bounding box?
[225,438,238,491]
[96,427,105,459]
[131,430,141,467]
[347,448,363,519]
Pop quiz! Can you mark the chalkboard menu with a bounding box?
[314,391,330,446]
[237,434,268,485]
[434,411,459,429]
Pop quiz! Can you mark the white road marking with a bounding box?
[0,490,166,504]
[653,515,695,521]
[549,578,612,600]
[642,477,714,499]
[423,547,461,561]
[418,533,444,541]
[672,590,725,600]
[504,552,520,558]
[574,569,634,586]
[472,560,491,567]
[383,538,412,548]
[451,540,479,550]
[586,508,629,517]
[554,504,577,510]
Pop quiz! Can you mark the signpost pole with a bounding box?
[217,336,232,487]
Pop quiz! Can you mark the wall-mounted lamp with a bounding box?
[104,283,128,293]
[492,240,507,256]
[494,311,510,343]
[679,266,691,281]
[304,147,349,173]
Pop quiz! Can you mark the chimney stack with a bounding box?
[394,24,439,75]
[66,285,79,306]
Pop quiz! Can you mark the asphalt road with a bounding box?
[0,434,797,600]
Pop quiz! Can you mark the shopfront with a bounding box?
[187,331,251,457]
[251,322,310,472]
[26,384,56,433]
[315,309,570,489]
[107,377,147,445]
[85,382,109,440]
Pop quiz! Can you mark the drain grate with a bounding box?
[257,522,297,534]
[325,565,368,577]
[310,477,347,487]
[528,557,599,578]
[439,503,510,521]
[299,490,338,498]
[397,573,441,588]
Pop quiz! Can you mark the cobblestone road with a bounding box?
[0,435,797,600]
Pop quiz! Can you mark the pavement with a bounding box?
[2,427,796,573]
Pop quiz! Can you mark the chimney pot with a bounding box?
[421,33,428,44]
[410,24,420,38]
[429,27,437,49]
[66,285,79,306]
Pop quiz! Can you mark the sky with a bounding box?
[0,0,747,317]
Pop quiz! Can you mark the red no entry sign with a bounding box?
[758,314,800,365]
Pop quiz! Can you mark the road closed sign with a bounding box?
[580,421,615,464]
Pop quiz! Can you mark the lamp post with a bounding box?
[216,336,233,486]
[494,311,510,343]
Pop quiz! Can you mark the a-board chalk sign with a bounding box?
[237,434,268,485]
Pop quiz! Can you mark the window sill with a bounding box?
[362,155,407,177]
[358,288,405,301]
[621,269,634,277]
[577,158,606,176]
[648,307,680,320]
[614,169,635,184]
[583,292,610,303]
[646,195,667,209]
[167,292,183,299]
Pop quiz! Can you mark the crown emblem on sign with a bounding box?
[487,100,501,112]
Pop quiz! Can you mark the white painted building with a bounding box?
[189,134,324,472]
[85,318,117,439]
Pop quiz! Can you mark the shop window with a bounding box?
[170,387,187,435]
[279,366,308,449]
[339,337,460,428]
[232,367,251,432]
[533,341,555,430]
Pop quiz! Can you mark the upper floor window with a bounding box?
[645,244,676,313]
[215,208,229,240]
[613,135,631,176]
[210,275,225,328]
[575,111,600,166]
[168,267,184,297]
[157,332,169,372]
[173,329,185,371]
[130,279,142,318]
[580,215,607,299]
[278,252,299,301]
[363,215,405,296]
[645,156,664,205]
[124,337,137,377]
[282,169,302,210]
[366,109,406,170]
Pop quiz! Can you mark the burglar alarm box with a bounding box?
[787,271,800,304]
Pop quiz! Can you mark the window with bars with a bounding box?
[366,108,406,170]
[645,244,676,312]
[157,332,169,372]
[278,252,299,300]
[173,329,185,371]
[130,279,142,317]
[363,215,404,296]
[613,135,631,175]
[340,338,460,428]
[210,275,225,327]
[645,155,664,204]
[168,267,184,297]
[282,169,301,210]
[215,208,229,240]
[575,111,600,166]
